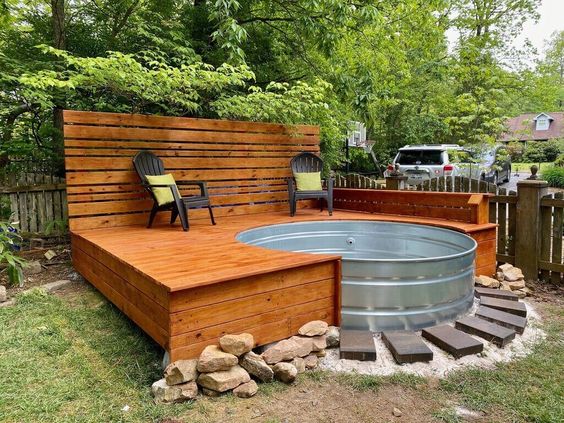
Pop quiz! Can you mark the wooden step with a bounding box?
[480,296,527,317]
[474,287,519,301]
[455,316,516,347]
[421,325,483,358]
[475,306,527,334]
[381,331,433,364]
[340,329,377,361]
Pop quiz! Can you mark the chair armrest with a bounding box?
[176,180,208,197]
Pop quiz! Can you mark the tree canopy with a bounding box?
[0,0,562,175]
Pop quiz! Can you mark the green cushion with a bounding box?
[146,174,179,206]
[294,172,323,191]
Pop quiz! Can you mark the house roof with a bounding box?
[501,112,564,142]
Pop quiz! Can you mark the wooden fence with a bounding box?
[0,174,67,234]
[334,173,385,189]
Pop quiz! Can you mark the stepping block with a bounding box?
[474,287,519,301]
[422,325,483,358]
[340,329,377,361]
[455,316,515,347]
[480,296,527,317]
[382,331,433,364]
[475,306,527,334]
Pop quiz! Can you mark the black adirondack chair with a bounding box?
[288,152,334,216]
[133,151,215,231]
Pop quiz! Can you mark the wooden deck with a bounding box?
[64,110,497,361]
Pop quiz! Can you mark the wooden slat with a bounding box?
[63,110,320,135]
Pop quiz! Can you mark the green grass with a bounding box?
[0,288,194,423]
[512,162,554,172]
[1,287,562,423]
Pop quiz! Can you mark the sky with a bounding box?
[513,0,564,54]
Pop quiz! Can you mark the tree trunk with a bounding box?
[51,0,66,167]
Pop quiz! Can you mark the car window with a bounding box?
[396,150,444,165]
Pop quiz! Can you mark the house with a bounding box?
[501,112,564,144]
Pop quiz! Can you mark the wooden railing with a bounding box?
[0,174,67,234]
[334,173,385,189]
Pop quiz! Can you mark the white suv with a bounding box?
[385,144,464,185]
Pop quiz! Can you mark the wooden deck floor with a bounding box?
[71,209,496,361]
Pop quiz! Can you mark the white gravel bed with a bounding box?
[318,299,545,378]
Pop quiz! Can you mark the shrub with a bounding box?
[543,140,562,162]
[523,143,547,162]
[506,142,524,162]
[555,153,564,167]
[542,166,564,188]
[0,221,26,286]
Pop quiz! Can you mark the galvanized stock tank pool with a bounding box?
[236,221,477,331]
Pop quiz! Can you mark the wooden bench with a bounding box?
[64,110,496,361]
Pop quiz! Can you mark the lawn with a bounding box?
[0,284,562,423]
[512,162,554,173]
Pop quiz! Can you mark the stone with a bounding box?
[239,351,274,383]
[164,359,199,385]
[273,362,297,383]
[289,336,314,357]
[304,354,318,369]
[514,289,527,299]
[500,281,513,291]
[23,260,42,275]
[0,285,7,303]
[43,280,72,293]
[219,333,254,356]
[315,349,326,357]
[151,379,198,403]
[326,326,340,348]
[422,325,483,358]
[392,408,403,417]
[197,345,238,373]
[506,279,526,290]
[503,267,524,282]
[291,357,306,373]
[310,335,327,352]
[455,316,516,348]
[498,263,513,272]
[197,365,250,392]
[202,387,221,397]
[298,320,328,337]
[496,271,505,282]
[233,380,258,398]
[474,275,500,288]
[340,329,376,361]
[44,249,57,260]
[381,331,433,364]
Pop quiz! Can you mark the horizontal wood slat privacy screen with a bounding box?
[63,111,320,231]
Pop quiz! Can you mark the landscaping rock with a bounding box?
[291,357,306,374]
[233,380,258,398]
[151,379,198,403]
[514,289,527,299]
[24,260,42,275]
[506,279,526,290]
[0,285,7,303]
[500,281,513,291]
[239,351,274,383]
[298,320,328,337]
[496,271,505,282]
[304,354,318,369]
[311,335,327,352]
[392,407,403,417]
[289,336,313,357]
[164,359,198,385]
[261,338,300,364]
[219,333,254,356]
[197,365,250,392]
[202,387,221,397]
[498,263,513,272]
[314,349,326,357]
[326,326,340,348]
[197,345,238,373]
[273,362,297,383]
[504,269,525,282]
[475,275,500,288]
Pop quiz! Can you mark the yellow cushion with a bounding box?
[294,172,323,191]
[146,174,179,206]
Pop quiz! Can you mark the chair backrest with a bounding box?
[133,151,166,184]
[290,152,323,173]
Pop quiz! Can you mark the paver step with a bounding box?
[421,325,483,358]
[381,331,433,364]
[455,316,515,347]
[340,329,377,361]
[474,287,519,301]
[480,296,527,317]
[475,306,527,334]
